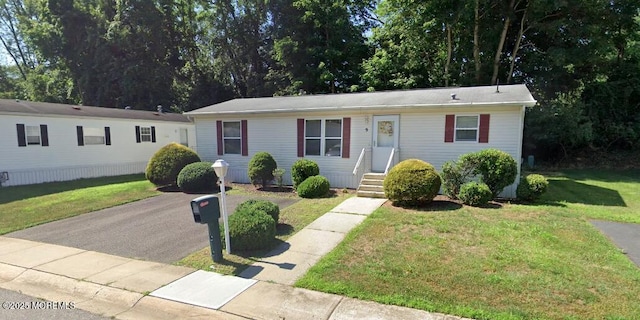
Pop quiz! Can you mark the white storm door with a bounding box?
[372,115,399,172]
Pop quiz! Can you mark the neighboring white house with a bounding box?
[185,84,536,198]
[1,100,196,186]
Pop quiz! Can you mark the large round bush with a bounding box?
[291,159,320,189]
[235,199,280,223]
[383,159,441,206]
[460,148,517,198]
[224,208,276,251]
[177,162,217,193]
[297,175,330,198]
[458,181,493,206]
[516,174,549,201]
[146,143,201,187]
[248,152,278,188]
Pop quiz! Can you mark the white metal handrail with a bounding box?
[384,148,396,174]
[352,148,366,175]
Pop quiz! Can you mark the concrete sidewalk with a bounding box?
[0,197,470,320]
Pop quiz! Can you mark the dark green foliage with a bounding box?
[458,182,493,207]
[145,143,201,187]
[248,152,278,188]
[383,159,441,206]
[460,149,517,198]
[441,160,475,200]
[177,162,217,193]
[297,175,331,198]
[224,208,276,251]
[235,199,280,223]
[517,174,549,201]
[291,159,320,189]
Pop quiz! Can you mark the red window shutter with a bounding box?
[297,119,304,157]
[216,120,223,155]
[444,114,455,143]
[479,114,490,143]
[241,120,248,156]
[342,117,351,158]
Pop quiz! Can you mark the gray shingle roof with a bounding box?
[186,84,536,116]
[0,99,191,123]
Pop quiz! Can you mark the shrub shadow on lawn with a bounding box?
[390,198,463,212]
[542,179,626,207]
[276,223,294,237]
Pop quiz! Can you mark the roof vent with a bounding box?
[451,93,457,100]
[125,106,132,110]
[157,105,164,113]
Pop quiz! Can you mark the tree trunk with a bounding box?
[491,0,516,85]
[445,23,452,87]
[473,0,481,84]
[507,3,529,84]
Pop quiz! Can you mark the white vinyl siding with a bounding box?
[1,114,195,186]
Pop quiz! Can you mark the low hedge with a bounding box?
[224,208,275,251]
[235,199,280,223]
[458,181,492,206]
[516,174,549,201]
[177,162,217,193]
[383,159,441,206]
[297,175,330,198]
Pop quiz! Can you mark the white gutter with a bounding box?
[185,100,538,116]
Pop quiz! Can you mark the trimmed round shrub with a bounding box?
[235,199,280,223]
[224,208,276,251]
[516,174,549,201]
[297,175,330,198]
[177,162,218,193]
[146,143,201,187]
[291,159,320,189]
[458,181,493,206]
[383,159,441,206]
[460,148,517,198]
[248,152,278,188]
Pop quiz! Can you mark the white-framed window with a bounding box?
[26,125,41,145]
[305,119,342,156]
[83,127,105,145]
[223,121,241,154]
[179,128,189,147]
[455,115,479,142]
[140,127,152,142]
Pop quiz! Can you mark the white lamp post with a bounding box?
[212,159,231,254]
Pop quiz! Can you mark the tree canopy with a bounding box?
[0,0,639,161]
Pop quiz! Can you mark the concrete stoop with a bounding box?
[356,173,386,198]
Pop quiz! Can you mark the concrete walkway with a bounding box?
[0,197,470,320]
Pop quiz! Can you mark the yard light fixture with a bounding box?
[212,159,231,254]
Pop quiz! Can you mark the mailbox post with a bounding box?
[190,195,223,262]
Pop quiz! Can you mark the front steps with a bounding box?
[356,173,386,198]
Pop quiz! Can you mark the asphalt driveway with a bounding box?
[7,192,298,263]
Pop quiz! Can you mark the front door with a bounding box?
[372,115,399,172]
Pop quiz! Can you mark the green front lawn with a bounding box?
[0,174,159,234]
[297,169,640,320]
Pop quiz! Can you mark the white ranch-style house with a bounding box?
[1,100,195,186]
[185,84,537,198]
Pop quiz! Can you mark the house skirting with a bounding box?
[1,162,148,187]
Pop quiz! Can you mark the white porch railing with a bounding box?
[353,148,366,175]
[384,148,396,174]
